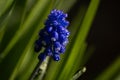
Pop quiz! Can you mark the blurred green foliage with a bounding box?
[0,0,120,80]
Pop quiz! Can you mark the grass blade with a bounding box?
[58,0,100,79]
[0,5,14,44]
[0,0,51,62]
[0,0,53,79]
[95,56,120,80]
[55,0,77,12]
[0,0,14,17]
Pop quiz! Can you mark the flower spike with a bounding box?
[35,9,70,61]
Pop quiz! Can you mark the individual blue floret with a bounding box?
[53,54,60,61]
[54,42,61,52]
[35,9,70,61]
[51,31,59,41]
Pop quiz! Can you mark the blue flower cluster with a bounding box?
[34,9,70,61]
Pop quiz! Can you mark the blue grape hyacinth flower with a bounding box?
[35,9,70,61]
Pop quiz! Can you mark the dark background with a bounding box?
[69,0,120,79]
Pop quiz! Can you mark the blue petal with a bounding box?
[54,42,61,50]
[59,45,66,53]
[51,31,59,41]
[53,54,60,61]
[45,26,53,33]
[44,47,53,56]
